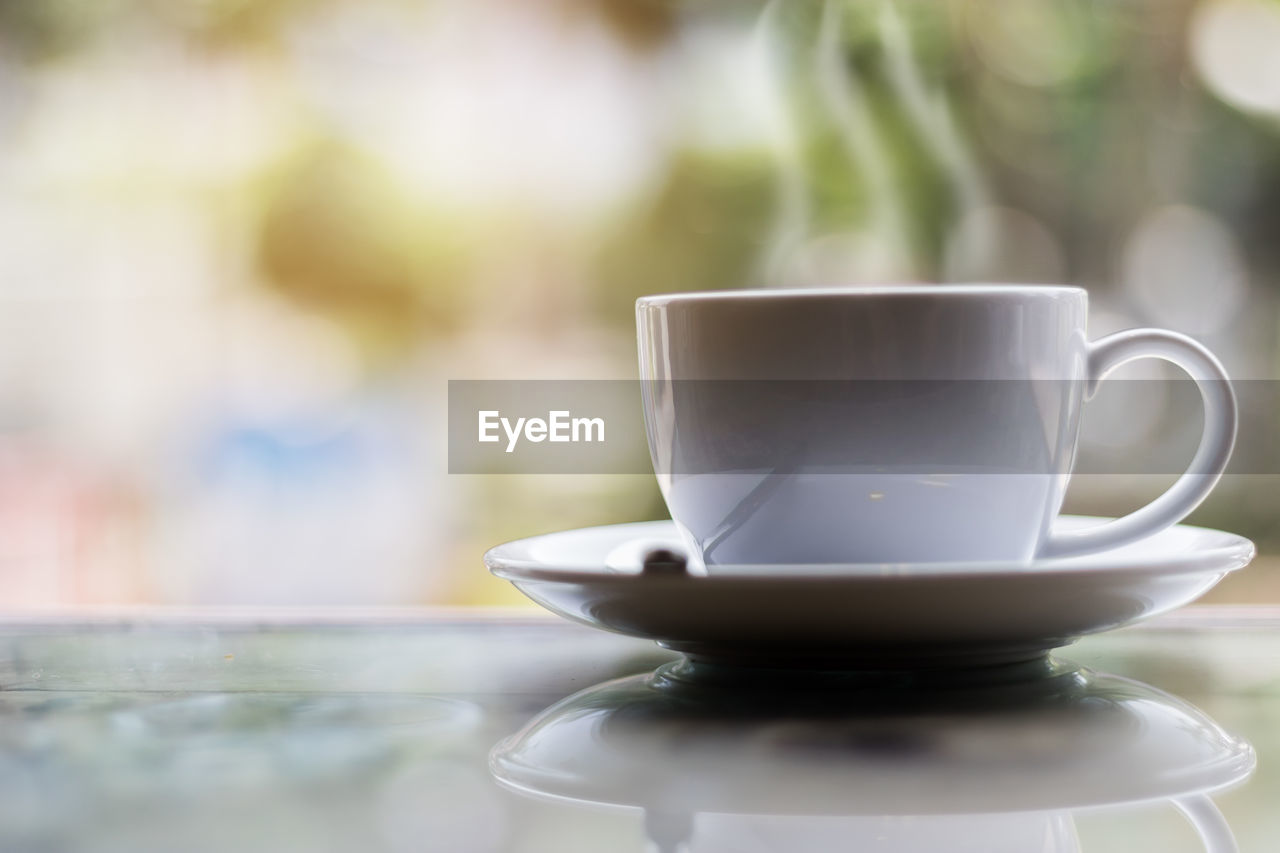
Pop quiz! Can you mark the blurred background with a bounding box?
[0,0,1275,607]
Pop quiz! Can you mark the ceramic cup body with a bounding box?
[636,286,1234,565]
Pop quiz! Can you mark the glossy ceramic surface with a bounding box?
[635,286,1236,564]
[485,516,1255,667]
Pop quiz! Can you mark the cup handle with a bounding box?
[1038,329,1237,560]
[1172,795,1239,853]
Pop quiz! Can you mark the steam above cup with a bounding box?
[636,285,1236,566]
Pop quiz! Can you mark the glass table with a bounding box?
[0,606,1276,852]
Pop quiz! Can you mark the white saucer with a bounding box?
[485,516,1255,668]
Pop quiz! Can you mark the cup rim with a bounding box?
[636,284,1086,307]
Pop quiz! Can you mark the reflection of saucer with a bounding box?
[491,667,1254,851]
[490,666,1253,815]
[485,517,1254,668]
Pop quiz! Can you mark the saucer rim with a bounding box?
[484,516,1255,584]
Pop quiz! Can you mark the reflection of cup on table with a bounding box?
[636,286,1236,565]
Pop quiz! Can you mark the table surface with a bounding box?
[2,605,1279,852]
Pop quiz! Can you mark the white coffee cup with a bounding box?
[636,285,1236,565]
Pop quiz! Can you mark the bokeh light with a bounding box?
[1123,205,1248,335]
[0,0,1273,607]
[1191,0,1280,118]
